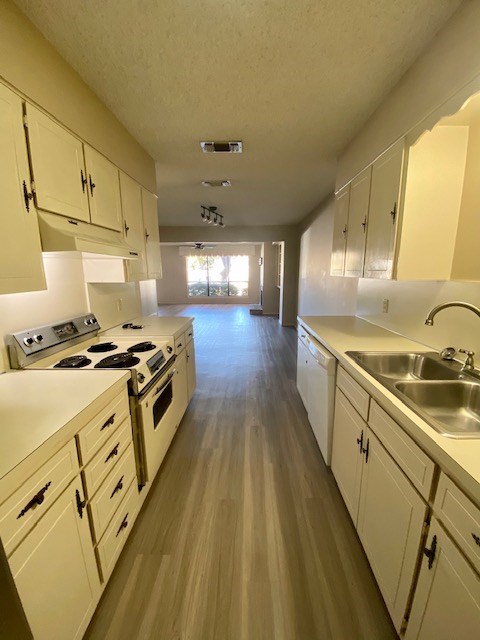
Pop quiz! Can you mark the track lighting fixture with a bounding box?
[200,205,225,227]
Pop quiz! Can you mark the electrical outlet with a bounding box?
[382,298,389,314]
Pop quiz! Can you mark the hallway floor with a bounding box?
[85,305,396,640]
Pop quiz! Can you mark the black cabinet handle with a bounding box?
[362,438,370,463]
[22,180,33,212]
[105,443,120,463]
[100,413,116,431]
[390,202,397,224]
[124,220,130,236]
[342,225,347,237]
[472,533,480,547]
[80,169,88,193]
[76,488,86,519]
[423,534,437,569]
[89,174,96,196]
[17,482,52,519]
[356,430,364,453]
[361,217,367,233]
[116,513,129,537]
[110,475,124,499]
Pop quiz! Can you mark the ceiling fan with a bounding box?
[179,242,216,250]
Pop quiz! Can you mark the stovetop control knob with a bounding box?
[167,346,173,354]
[23,336,34,347]
[137,373,145,384]
[33,334,44,344]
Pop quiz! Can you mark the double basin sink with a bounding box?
[346,351,480,439]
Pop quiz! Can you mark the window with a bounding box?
[186,255,249,297]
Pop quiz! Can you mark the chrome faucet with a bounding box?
[425,301,480,326]
[425,301,480,372]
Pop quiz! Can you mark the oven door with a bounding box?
[136,360,177,484]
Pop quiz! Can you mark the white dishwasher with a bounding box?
[305,334,336,466]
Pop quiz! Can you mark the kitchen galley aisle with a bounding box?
[85,305,396,640]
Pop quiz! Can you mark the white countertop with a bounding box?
[103,315,194,339]
[298,315,480,505]
[0,369,129,482]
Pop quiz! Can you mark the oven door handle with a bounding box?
[153,370,176,398]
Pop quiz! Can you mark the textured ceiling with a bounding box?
[14,0,462,226]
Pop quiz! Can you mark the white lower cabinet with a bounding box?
[357,429,427,631]
[9,477,100,640]
[186,338,197,401]
[296,336,310,408]
[331,389,365,522]
[331,379,431,633]
[406,517,480,640]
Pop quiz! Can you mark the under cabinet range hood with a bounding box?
[37,211,137,259]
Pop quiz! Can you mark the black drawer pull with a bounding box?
[76,488,86,519]
[100,413,116,431]
[116,513,129,537]
[105,443,120,463]
[472,533,480,546]
[110,475,124,499]
[424,534,437,570]
[17,482,52,519]
[356,430,364,453]
[177,343,182,348]
[362,438,370,463]
[89,174,96,195]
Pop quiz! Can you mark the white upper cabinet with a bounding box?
[119,172,148,280]
[345,166,371,277]
[84,145,123,232]
[25,103,90,223]
[363,139,405,279]
[0,85,45,294]
[330,185,349,276]
[142,188,163,279]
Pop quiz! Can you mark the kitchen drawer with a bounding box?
[174,332,186,354]
[337,366,370,420]
[82,419,132,499]
[297,324,309,349]
[368,400,435,501]
[434,472,480,573]
[88,444,137,543]
[76,388,130,465]
[96,479,139,582]
[185,325,194,344]
[0,440,78,556]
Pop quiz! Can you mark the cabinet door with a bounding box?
[357,428,427,631]
[9,479,100,640]
[344,167,371,277]
[296,338,310,409]
[119,172,148,280]
[330,185,350,276]
[331,389,365,524]
[186,340,197,401]
[172,350,188,429]
[364,139,405,279]
[141,188,163,278]
[405,518,480,640]
[0,87,45,294]
[25,103,90,223]
[84,145,122,231]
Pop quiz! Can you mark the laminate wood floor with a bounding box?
[85,305,397,640]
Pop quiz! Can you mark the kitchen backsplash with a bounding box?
[357,279,480,356]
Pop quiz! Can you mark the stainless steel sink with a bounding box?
[350,352,459,381]
[395,381,480,437]
[346,350,480,438]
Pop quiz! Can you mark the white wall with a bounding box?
[298,197,358,316]
[156,245,261,305]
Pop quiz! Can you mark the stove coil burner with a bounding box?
[94,352,141,369]
[87,342,118,353]
[54,355,92,368]
[127,341,156,353]
[122,323,145,330]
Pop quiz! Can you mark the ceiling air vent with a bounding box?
[201,180,232,187]
[200,141,243,153]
